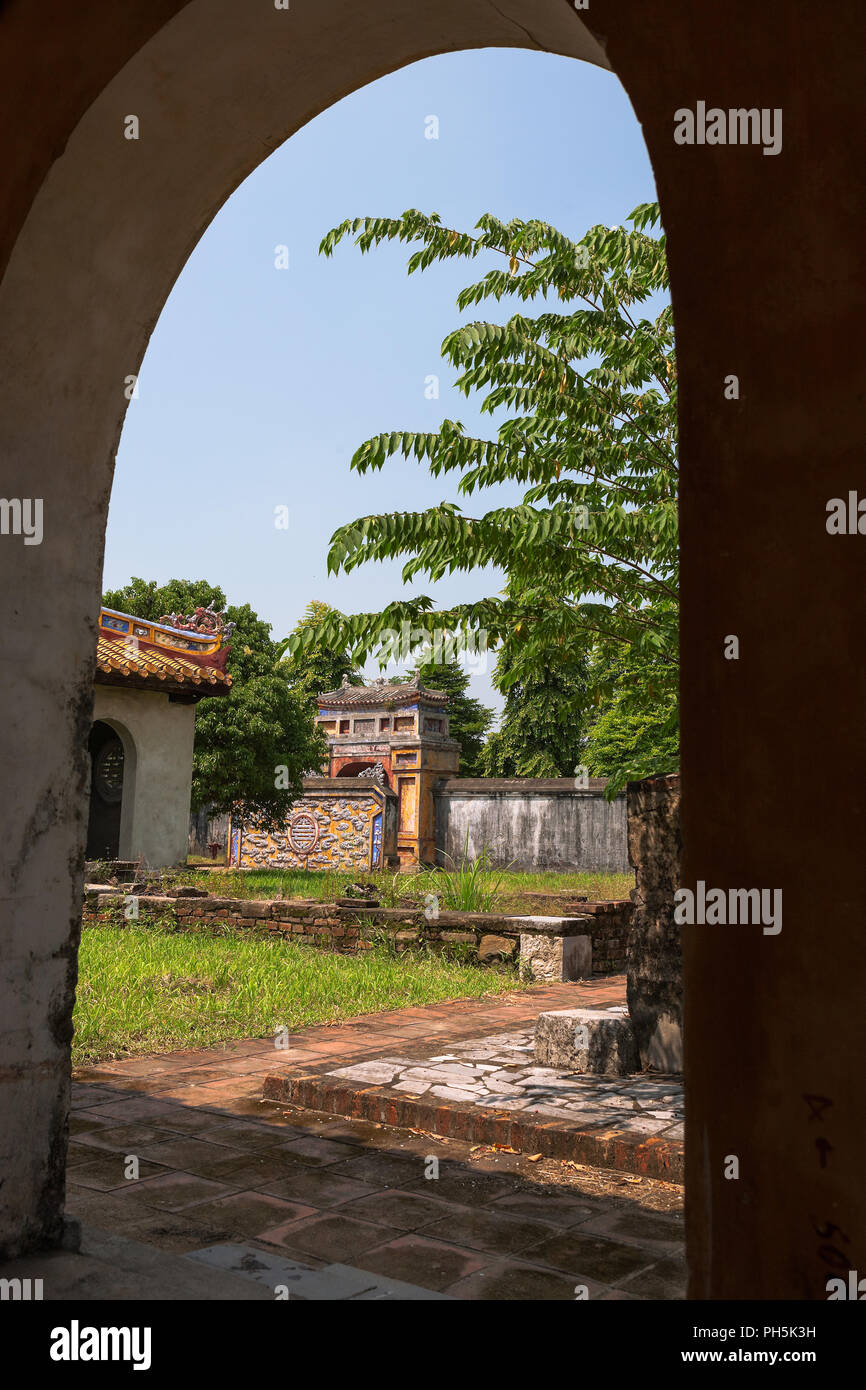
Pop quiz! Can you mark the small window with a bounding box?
[394,715,414,731]
[354,718,375,734]
[424,718,443,733]
[380,717,390,731]
[94,738,124,802]
[339,719,350,734]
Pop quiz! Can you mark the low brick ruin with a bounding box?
[82,889,634,981]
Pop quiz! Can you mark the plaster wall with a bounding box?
[436,782,629,873]
[92,687,196,868]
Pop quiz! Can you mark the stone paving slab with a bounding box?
[62,977,685,1298]
[186,1241,452,1299]
[262,1016,684,1183]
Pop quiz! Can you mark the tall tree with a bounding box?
[480,637,590,778]
[401,654,494,776]
[103,578,324,828]
[582,644,678,789]
[277,600,363,714]
[285,203,678,794]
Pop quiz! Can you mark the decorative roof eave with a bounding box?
[100,606,228,658]
[316,682,448,709]
[93,667,228,702]
[94,614,233,699]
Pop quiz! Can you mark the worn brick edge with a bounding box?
[261,1071,684,1184]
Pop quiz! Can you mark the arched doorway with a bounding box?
[1,0,864,1299]
[336,759,390,787]
[85,721,126,861]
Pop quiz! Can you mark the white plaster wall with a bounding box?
[92,687,196,867]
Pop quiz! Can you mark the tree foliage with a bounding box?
[102,578,324,828]
[480,639,590,778]
[285,204,678,793]
[277,600,363,715]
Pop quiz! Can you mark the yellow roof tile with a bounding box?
[95,633,232,696]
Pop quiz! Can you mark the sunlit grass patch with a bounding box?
[176,865,635,910]
[73,918,528,1066]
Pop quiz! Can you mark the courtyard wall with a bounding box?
[434,778,629,873]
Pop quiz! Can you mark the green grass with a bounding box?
[72,917,529,1066]
[176,865,635,910]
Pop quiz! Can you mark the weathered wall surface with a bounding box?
[188,807,231,859]
[626,774,682,1073]
[435,779,629,873]
[233,781,397,873]
[92,687,195,868]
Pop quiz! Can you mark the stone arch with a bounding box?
[0,0,864,1300]
[336,759,390,786]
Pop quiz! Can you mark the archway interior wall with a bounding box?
[2,0,865,1303]
[104,717,138,860]
[86,719,131,860]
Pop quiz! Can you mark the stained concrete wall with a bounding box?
[189,807,231,860]
[434,779,629,873]
[92,687,196,868]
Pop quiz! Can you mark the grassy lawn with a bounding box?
[176,865,635,914]
[73,918,529,1066]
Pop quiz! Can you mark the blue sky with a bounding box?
[105,47,658,716]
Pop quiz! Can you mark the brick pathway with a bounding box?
[68,977,686,1299]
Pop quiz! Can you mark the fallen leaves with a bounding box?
[469,1142,520,1160]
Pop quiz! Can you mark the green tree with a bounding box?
[480,638,590,777]
[286,203,678,795]
[584,688,678,788]
[102,578,324,828]
[401,654,494,775]
[582,645,678,789]
[277,600,363,714]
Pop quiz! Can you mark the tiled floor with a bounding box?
[68,979,685,1299]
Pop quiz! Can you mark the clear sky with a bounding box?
[105,46,658,717]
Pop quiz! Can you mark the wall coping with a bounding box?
[435,777,622,798]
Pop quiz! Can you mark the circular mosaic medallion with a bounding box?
[288,811,318,856]
[95,738,124,803]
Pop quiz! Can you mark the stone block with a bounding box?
[519,933,591,982]
[509,915,593,937]
[239,901,272,919]
[478,933,517,964]
[534,1008,639,1075]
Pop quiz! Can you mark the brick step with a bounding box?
[261,1070,684,1184]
